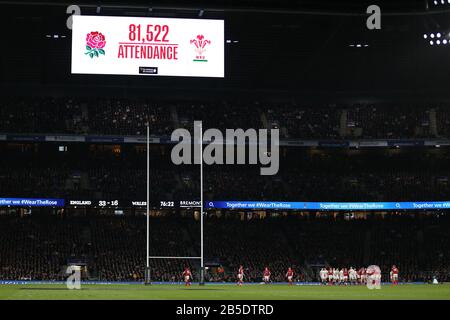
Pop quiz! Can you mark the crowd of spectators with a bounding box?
[436,107,450,138]
[422,215,450,282]
[89,98,173,136]
[346,104,431,139]
[0,166,178,202]
[0,97,173,136]
[177,101,264,133]
[198,218,303,282]
[0,215,87,280]
[0,167,71,199]
[3,167,449,203]
[1,97,449,283]
[2,145,450,202]
[0,213,448,283]
[0,97,83,134]
[88,168,176,202]
[264,102,340,139]
[2,96,450,139]
[88,216,196,282]
[199,167,450,202]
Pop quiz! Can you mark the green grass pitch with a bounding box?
[0,284,450,300]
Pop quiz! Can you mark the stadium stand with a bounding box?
[2,143,450,202]
[0,97,448,139]
[0,213,448,283]
[1,97,450,284]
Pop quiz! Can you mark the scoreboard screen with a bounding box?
[71,15,224,77]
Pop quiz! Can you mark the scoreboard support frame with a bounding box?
[145,121,205,286]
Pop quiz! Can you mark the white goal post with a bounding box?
[145,122,205,285]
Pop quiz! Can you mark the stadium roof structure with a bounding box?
[0,0,449,100]
[0,0,442,14]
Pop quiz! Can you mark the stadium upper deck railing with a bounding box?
[1,133,449,147]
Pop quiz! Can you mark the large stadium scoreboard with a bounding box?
[71,15,224,77]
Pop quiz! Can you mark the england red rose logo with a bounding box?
[85,31,106,58]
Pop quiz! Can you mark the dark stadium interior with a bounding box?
[1,213,449,283]
[3,143,450,202]
[1,1,450,99]
[0,0,450,286]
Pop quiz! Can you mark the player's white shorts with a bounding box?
[263,276,270,282]
[392,274,398,280]
[343,276,348,282]
[184,276,190,282]
[320,276,327,281]
[287,276,293,281]
[350,275,357,280]
[328,275,333,281]
[237,274,243,281]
